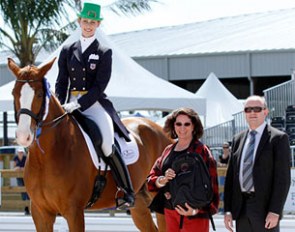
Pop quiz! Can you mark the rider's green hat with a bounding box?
[77,2,103,21]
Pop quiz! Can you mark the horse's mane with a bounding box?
[50,91,61,104]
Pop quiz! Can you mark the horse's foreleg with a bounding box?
[130,185,158,232]
[31,203,56,232]
[64,207,85,232]
[155,213,166,232]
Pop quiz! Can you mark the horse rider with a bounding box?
[55,2,134,209]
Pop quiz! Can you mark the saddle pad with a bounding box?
[77,124,139,170]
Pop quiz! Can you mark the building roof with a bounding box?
[109,8,295,57]
[2,8,294,64]
[0,28,206,114]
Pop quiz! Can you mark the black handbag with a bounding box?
[148,191,166,214]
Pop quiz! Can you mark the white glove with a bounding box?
[63,100,81,113]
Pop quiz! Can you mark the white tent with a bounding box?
[195,72,243,127]
[0,28,206,115]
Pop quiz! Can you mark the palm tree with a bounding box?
[0,0,157,67]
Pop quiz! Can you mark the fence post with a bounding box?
[3,112,9,146]
[217,167,227,213]
[0,171,2,206]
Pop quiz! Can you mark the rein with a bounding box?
[35,113,68,153]
[39,112,68,128]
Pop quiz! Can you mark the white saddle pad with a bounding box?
[77,124,139,170]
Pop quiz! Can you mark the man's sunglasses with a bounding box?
[244,106,265,113]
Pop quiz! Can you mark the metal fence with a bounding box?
[264,79,295,118]
[0,112,16,145]
[202,120,234,147]
[204,79,295,148]
[203,111,247,147]
[291,146,295,167]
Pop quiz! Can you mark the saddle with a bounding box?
[72,111,108,208]
[71,111,137,209]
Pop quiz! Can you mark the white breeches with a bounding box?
[70,96,114,156]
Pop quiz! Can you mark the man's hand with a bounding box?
[63,101,81,113]
[224,212,234,232]
[265,212,279,229]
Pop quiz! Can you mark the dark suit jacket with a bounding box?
[55,39,130,140]
[224,125,291,220]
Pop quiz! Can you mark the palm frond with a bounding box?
[107,0,158,16]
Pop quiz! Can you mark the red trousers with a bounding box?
[164,208,209,232]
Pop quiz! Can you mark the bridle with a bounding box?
[15,79,45,125]
[13,65,68,152]
[15,78,67,134]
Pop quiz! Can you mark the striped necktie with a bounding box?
[242,130,257,192]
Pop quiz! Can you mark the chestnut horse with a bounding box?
[8,58,172,232]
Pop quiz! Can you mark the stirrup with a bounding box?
[115,188,135,210]
[116,198,134,210]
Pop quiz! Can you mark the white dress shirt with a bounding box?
[239,121,266,192]
[80,35,96,53]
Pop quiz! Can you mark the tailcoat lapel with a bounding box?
[73,41,83,64]
[83,39,99,57]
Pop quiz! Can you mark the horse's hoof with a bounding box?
[24,207,30,215]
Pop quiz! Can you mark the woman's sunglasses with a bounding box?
[175,122,191,127]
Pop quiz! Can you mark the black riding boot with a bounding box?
[107,144,135,210]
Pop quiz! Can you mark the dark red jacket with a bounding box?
[147,139,219,217]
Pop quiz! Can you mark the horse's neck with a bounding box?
[33,95,76,154]
[39,95,77,134]
[45,95,66,121]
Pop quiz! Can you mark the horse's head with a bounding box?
[8,58,56,147]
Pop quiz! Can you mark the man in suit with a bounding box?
[224,95,291,232]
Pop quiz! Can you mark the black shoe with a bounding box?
[24,206,30,215]
[116,191,135,210]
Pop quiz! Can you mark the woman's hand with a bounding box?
[175,203,198,216]
[62,100,81,113]
[164,168,176,181]
[155,168,176,188]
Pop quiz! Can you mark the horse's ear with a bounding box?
[7,58,20,78]
[38,57,57,78]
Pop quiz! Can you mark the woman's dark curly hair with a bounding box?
[163,107,203,140]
